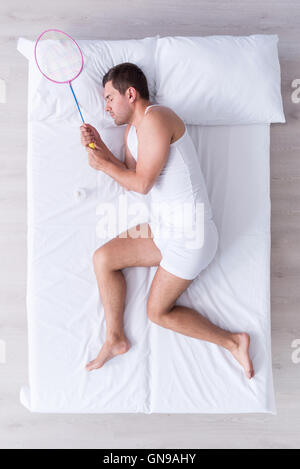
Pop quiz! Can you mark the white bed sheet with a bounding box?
[20,106,276,413]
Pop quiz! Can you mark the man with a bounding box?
[80,63,254,379]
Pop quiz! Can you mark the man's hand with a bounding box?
[80,123,111,171]
[87,143,110,171]
[80,123,102,148]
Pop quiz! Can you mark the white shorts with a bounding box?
[151,218,219,280]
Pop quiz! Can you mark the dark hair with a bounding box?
[102,62,150,100]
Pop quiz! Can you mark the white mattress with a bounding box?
[20,106,276,413]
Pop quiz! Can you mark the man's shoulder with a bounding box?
[143,106,184,142]
[143,106,173,128]
[138,109,173,147]
[146,105,172,117]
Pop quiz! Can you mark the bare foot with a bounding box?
[230,332,255,379]
[85,336,130,371]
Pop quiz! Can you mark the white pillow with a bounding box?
[17,36,158,127]
[155,34,285,125]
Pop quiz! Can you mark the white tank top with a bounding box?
[126,104,213,233]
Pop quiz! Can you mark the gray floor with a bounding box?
[0,0,299,449]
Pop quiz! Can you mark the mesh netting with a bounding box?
[35,30,83,83]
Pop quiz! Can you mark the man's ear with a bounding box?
[127,86,137,104]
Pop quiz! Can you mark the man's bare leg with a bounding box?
[85,267,130,371]
[86,222,254,379]
[86,223,162,371]
[147,266,254,379]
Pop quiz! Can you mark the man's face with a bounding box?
[104,81,132,126]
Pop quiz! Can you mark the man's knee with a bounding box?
[147,298,167,324]
[92,245,111,271]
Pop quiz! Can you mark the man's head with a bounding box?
[102,62,150,125]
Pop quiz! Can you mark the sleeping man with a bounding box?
[80,62,254,379]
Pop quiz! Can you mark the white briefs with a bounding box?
[150,217,219,280]
[126,104,219,280]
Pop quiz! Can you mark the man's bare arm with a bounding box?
[106,148,127,169]
[81,122,127,169]
[96,159,146,193]
[82,124,144,192]
[97,124,136,171]
[98,117,170,194]
[106,144,136,171]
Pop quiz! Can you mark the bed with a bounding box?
[17,33,285,413]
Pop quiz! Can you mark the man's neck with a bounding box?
[131,101,153,130]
